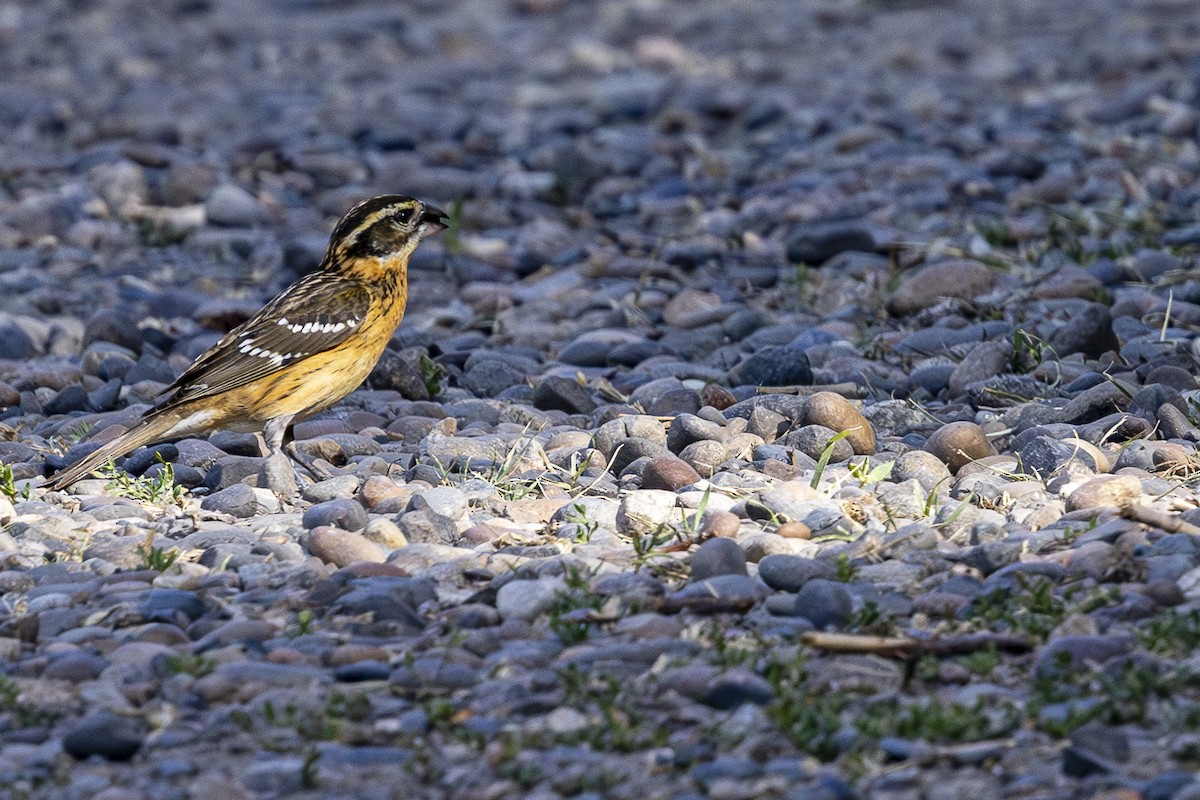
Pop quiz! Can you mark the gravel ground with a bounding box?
[3,0,1200,798]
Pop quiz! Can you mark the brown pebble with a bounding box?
[699,510,740,538]
[359,474,410,510]
[1065,474,1143,512]
[776,521,811,539]
[912,591,969,617]
[679,440,728,477]
[305,526,386,568]
[700,384,736,411]
[327,644,391,667]
[265,648,312,665]
[761,459,800,481]
[462,523,500,545]
[363,518,408,551]
[1144,580,1185,607]
[1150,442,1195,473]
[336,561,409,579]
[887,259,997,316]
[803,391,876,455]
[642,455,702,491]
[924,421,993,473]
[0,382,19,407]
[663,289,722,326]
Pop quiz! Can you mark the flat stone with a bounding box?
[63,712,146,761]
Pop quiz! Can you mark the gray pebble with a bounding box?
[794,579,853,629]
[302,498,369,531]
[689,537,748,581]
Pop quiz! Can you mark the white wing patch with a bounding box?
[235,336,295,364]
[275,318,358,334]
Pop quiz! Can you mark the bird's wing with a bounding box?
[154,272,373,410]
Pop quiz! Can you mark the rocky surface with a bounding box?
[2,0,1200,798]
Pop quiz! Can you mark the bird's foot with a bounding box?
[285,442,335,482]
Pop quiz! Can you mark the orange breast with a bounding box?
[218,288,407,423]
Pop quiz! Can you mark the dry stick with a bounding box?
[657,595,757,615]
[801,631,1035,658]
[1119,504,1200,535]
[756,382,868,399]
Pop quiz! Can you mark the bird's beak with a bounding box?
[418,204,450,234]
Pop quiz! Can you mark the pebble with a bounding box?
[803,392,876,455]
[62,712,146,761]
[301,498,369,532]
[689,537,748,580]
[757,555,835,592]
[495,576,567,622]
[305,526,387,567]
[793,579,854,628]
[785,425,854,462]
[925,422,994,473]
[642,454,702,491]
[199,484,278,517]
[728,345,813,387]
[616,489,678,535]
[1066,474,1143,511]
[887,260,997,316]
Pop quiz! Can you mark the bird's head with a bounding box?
[325,195,449,275]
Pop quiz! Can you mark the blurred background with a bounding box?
[0,0,1196,355]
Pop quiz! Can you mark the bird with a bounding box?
[46,194,448,490]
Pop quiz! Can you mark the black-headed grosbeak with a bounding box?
[47,194,448,490]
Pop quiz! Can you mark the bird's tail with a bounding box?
[44,413,182,491]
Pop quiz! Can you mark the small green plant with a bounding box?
[290,609,315,638]
[629,525,679,567]
[136,217,192,247]
[137,544,180,572]
[0,462,32,502]
[847,457,894,488]
[301,747,321,789]
[856,696,1016,744]
[810,429,855,490]
[0,675,62,728]
[846,599,894,636]
[562,502,599,543]
[547,565,605,645]
[1010,329,1045,373]
[1031,653,1179,737]
[442,197,466,255]
[678,486,712,537]
[464,426,551,501]
[702,621,770,671]
[419,354,444,398]
[934,492,976,534]
[960,644,1001,677]
[764,650,849,760]
[163,653,217,677]
[965,576,1120,641]
[1139,609,1200,657]
[973,217,1015,248]
[259,697,340,743]
[834,553,859,583]
[97,456,186,505]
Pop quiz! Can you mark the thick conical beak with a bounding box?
[418,204,450,234]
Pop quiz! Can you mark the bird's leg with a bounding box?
[262,415,295,459]
[260,414,316,496]
[265,414,332,482]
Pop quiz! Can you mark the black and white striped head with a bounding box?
[326,195,449,268]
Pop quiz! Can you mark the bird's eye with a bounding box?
[393,207,414,225]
